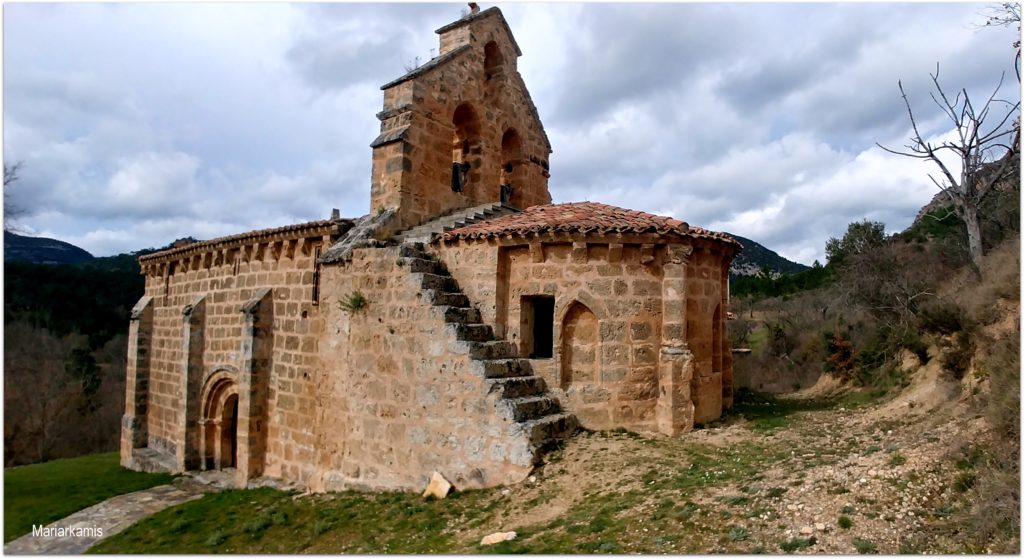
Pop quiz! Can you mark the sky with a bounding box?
[3,2,1020,264]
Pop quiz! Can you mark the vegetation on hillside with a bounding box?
[728,175,1019,551]
[2,237,199,466]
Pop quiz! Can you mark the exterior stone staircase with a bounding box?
[394,202,518,244]
[398,242,578,459]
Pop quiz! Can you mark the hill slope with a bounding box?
[727,233,809,277]
[3,231,93,265]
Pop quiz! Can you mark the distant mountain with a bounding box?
[726,233,809,277]
[4,231,94,265]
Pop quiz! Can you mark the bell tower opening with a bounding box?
[451,103,482,193]
[500,128,522,205]
[484,41,504,80]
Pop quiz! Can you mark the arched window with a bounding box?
[484,41,504,80]
[451,103,482,193]
[499,128,522,204]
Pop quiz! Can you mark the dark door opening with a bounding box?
[521,295,555,358]
[221,394,239,468]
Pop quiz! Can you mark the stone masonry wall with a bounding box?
[437,235,735,434]
[684,246,730,425]
[501,241,664,432]
[311,246,536,492]
[129,233,333,484]
[438,238,663,433]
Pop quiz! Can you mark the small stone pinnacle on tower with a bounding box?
[468,3,480,15]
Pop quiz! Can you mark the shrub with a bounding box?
[780,536,816,553]
[338,291,368,313]
[940,331,974,380]
[727,525,749,542]
[838,515,853,529]
[852,537,877,554]
[917,301,968,335]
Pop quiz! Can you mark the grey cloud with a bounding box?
[549,4,744,124]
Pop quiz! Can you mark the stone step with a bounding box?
[485,376,547,399]
[519,413,579,447]
[399,243,428,258]
[447,323,493,342]
[501,395,560,422]
[400,256,444,274]
[417,273,459,292]
[467,340,518,360]
[471,358,532,378]
[441,306,481,324]
[395,203,517,243]
[425,290,470,308]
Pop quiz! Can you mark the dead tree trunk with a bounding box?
[878,65,1020,275]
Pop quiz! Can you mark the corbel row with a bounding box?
[142,236,322,278]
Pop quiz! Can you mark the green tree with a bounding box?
[825,220,886,267]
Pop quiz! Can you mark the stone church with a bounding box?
[121,6,740,492]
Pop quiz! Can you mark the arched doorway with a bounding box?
[219,394,239,468]
[200,373,239,471]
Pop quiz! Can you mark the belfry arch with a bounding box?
[500,128,523,205]
[451,103,483,193]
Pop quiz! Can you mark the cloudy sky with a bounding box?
[3,2,1019,264]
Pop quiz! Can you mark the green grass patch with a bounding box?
[4,452,174,543]
[94,436,791,554]
[729,390,839,432]
[91,487,481,554]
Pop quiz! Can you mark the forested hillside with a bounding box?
[2,240,189,466]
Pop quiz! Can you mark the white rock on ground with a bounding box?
[422,471,453,499]
[480,531,517,546]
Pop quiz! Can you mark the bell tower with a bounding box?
[368,6,552,232]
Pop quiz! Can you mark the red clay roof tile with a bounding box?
[439,202,740,248]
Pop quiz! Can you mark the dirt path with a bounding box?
[4,476,223,555]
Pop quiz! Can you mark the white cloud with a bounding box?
[3,3,1018,262]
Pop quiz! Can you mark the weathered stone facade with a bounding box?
[122,7,739,492]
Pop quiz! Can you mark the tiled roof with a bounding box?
[439,202,741,247]
[139,218,351,263]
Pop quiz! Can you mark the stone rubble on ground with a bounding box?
[422,471,453,499]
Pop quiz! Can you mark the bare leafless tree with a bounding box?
[878,64,1020,274]
[4,161,26,231]
[979,2,1021,81]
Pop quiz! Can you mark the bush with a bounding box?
[967,325,1020,552]
[917,301,969,335]
[940,331,975,380]
[779,536,816,553]
[838,515,853,529]
[853,537,878,554]
[822,329,855,380]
